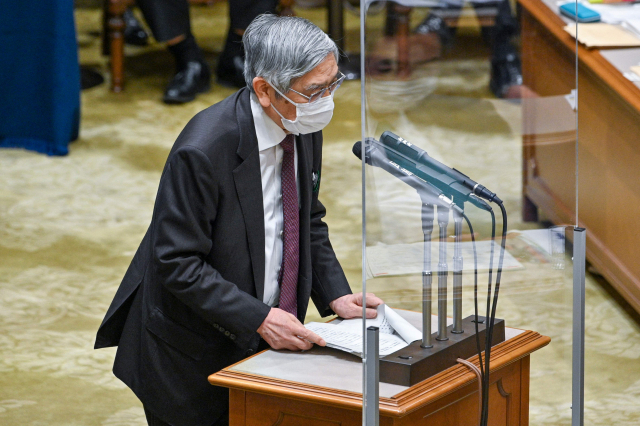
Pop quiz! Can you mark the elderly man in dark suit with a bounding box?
[95,14,382,426]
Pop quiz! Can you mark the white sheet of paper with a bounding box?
[580,3,640,25]
[384,306,423,343]
[331,305,394,335]
[622,19,640,38]
[305,322,408,356]
[305,305,422,357]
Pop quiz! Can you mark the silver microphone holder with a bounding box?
[436,205,450,341]
[452,207,464,334]
[421,203,435,348]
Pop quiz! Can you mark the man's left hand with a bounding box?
[329,292,384,319]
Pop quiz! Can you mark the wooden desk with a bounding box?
[520,0,640,313]
[209,312,549,425]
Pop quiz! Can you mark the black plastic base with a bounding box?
[380,315,505,386]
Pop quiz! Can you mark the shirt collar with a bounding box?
[250,93,287,152]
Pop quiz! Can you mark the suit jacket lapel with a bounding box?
[233,89,266,302]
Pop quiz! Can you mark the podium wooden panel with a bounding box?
[519,0,640,314]
[209,330,549,425]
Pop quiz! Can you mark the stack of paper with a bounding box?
[582,3,640,24]
[564,23,640,48]
[622,19,640,37]
[305,305,422,357]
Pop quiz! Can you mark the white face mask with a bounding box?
[269,86,335,135]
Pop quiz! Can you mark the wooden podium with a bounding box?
[209,312,549,426]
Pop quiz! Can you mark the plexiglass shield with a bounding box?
[357,0,583,424]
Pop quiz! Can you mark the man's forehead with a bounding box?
[292,56,338,89]
[305,70,340,87]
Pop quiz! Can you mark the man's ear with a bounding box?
[253,77,271,108]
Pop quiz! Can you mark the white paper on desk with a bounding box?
[335,305,422,344]
[622,19,640,38]
[305,305,421,357]
[564,23,640,48]
[581,3,640,25]
[363,0,499,7]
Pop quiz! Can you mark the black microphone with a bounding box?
[353,140,463,215]
[379,131,502,204]
[356,137,491,212]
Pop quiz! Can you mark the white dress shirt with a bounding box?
[250,93,300,307]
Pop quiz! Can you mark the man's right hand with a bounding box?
[257,308,326,351]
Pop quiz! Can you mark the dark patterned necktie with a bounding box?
[278,134,299,317]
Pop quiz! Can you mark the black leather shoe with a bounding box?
[163,61,211,104]
[490,53,523,98]
[124,9,149,47]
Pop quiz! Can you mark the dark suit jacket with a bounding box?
[94,88,352,426]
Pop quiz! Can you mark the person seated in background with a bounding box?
[418,0,523,98]
[133,0,278,104]
[95,14,383,426]
[372,0,523,98]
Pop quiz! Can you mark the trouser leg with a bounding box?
[216,0,278,87]
[229,0,279,31]
[481,0,522,96]
[134,0,209,103]
[477,0,518,61]
[135,0,191,43]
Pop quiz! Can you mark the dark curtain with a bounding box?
[0,0,80,156]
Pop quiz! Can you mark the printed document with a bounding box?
[305,305,421,357]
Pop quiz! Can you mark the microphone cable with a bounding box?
[462,210,485,421]
[479,208,496,426]
[480,201,508,426]
[457,357,484,426]
[462,213,484,382]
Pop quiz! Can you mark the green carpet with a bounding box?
[1,4,639,425]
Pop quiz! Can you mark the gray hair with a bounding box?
[243,14,340,95]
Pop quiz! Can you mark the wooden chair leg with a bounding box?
[395,5,412,78]
[107,0,128,92]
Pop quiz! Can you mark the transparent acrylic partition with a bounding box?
[357,0,583,424]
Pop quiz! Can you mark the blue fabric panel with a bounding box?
[0,0,81,156]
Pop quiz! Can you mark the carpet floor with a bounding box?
[1,4,639,425]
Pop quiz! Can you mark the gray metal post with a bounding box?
[572,227,586,426]
[421,204,435,348]
[437,206,450,341]
[365,326,379,426]
[452,209,464,334]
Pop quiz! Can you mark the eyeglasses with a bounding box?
[288,72,346,104]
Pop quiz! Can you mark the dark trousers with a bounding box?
[136,0,191,42]
[144,406,229,426]
[134,0,278,43]
[228,0,278,31]
[452,0,519,61]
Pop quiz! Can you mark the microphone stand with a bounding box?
[452,205,464,334]
[420,203,435,348]
[436,205,450,341]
